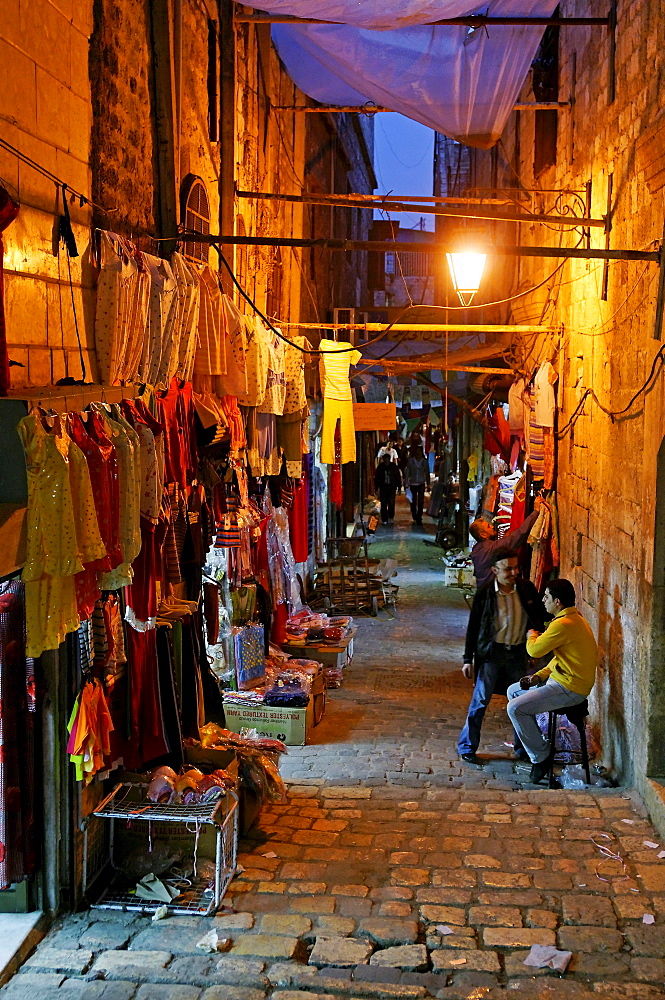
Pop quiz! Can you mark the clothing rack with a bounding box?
[2,384,137,414]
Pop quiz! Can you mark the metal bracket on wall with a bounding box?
[653,218,665,340]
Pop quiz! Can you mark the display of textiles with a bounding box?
[10,242,342,792]
[496,470,522,539]
[231,584,257,625]
[67,679,114,785]
[528,495,560,590]
[234,624,265,690]
[263,681,309,707]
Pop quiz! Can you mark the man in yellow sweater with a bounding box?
[506,578,598,784]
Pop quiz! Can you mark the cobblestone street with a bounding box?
[4,504,664,1000]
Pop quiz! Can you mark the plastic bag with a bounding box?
[238,750,287,804]
[559,765,587,789]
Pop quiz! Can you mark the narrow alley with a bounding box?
[6,503,664,1000]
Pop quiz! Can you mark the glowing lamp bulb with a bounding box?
[446,251,486,306]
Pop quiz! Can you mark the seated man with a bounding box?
[506,578,598,784]
[457,546,548,767]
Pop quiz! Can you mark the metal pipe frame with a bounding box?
[271,102,571,112]
[238,189,524,206]
[235,188,606,228]
[180,232,661,263]
[234,13,610,26]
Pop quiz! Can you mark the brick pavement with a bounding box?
[3,502,664,999]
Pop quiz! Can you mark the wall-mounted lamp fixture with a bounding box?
[446,251,487,306]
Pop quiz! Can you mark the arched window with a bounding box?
[180,174,210,265]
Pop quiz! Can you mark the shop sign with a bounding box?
[352,402,397,431]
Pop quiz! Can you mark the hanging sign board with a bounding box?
[352,403,397,431]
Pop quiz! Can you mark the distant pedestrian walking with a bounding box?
[374,453,402,524]
[404,445,430,525]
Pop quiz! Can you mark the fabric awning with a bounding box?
[264,0,558,147]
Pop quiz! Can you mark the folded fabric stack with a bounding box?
[223,689,265,707]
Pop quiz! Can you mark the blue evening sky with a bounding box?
[373,113,435,232]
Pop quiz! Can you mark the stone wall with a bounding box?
[0,0,96,386]
[89,0,158,239]
[445,1,665,816]
[1,3,374,391]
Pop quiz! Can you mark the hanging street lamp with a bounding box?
[446,251,487,306]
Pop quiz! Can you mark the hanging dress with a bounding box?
[18,415,106,657]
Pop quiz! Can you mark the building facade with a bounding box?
[434,4,665,829]
[0,0,375,911]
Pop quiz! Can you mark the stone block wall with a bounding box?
[498,1,665,802]
[0,0,96,387]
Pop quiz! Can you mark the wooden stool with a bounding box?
[546,699,591,789]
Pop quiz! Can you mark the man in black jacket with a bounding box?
[374,453,402,524]
[457,545,548,767]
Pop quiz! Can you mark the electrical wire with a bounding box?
[379,211,414,309]
[212,242,416,355]
[557,342,665,438]
[289,246,322,323]
[0,136,109,214]
[376,116,435,171]
[567,265,656,338]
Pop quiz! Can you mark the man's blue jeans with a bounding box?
[507,677,587,763]
[457,644,526,755]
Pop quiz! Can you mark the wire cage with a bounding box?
[83,782,239,917]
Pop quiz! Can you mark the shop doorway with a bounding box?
[648,437,665,779]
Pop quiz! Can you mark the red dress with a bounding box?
[288,478,309,563]
[67,413,122,569]
[156,378,197,488]
[67,412,122,618]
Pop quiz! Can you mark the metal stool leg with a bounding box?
[577,718,591,784]
[547,711,558,789]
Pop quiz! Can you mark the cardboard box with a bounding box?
[223,698,315,747]
[240,786,262,836]
[184,746,236,772]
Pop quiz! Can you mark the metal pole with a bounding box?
[238,189,527,206]
[219,0,236,294]
[234,188,606,227]
[270,102,571,112]
[372,364,515,375]
[273,322,556,333]
[150,0,179,258]
[234,13,610,26]
[182,232,661,263]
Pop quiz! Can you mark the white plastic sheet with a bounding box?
[269,0,558,147]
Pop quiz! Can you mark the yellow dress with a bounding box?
[18,415,107,658]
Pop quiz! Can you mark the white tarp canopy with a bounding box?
[264,0,558,148]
